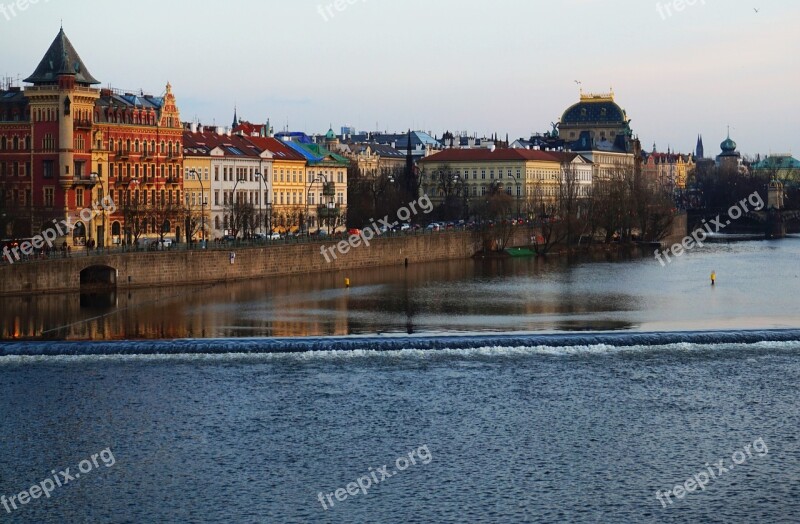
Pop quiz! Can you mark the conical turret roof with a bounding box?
[24,27,100,85]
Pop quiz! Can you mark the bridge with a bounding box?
[744,209,800,239]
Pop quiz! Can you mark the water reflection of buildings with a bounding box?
[0,255,639,340]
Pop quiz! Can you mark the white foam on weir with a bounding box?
[0,341,798,366]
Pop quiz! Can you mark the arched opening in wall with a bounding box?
[73,222,87,247]
[111,221,121,245]
[79,265,118,308]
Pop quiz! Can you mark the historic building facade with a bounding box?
[184,128,272,239]
[557,91,638,181]
[0,28,184,248]
[418,148,592,217]
[642,147,695,190]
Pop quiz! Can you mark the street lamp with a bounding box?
[190,169,207,248]
[255,171,265,238]
[230,175,245,238]
[89,172,105,249]
[305,174,324,236]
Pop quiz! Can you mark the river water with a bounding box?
[1,238,799,523]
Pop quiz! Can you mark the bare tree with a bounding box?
[474,181,515,251]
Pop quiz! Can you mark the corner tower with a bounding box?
[24,27,100,194]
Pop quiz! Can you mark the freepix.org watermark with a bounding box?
[2,195,116,264]
[1,0,51,22]
[320,194,433,263]
[654,191,764,266]
[656,0,706,21]
[2,448,116,515]
[317,0,367,22]
[655,437,768,508]
[317,444,432,511]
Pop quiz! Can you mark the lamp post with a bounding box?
[255,171,265,238]
[190,169,206,248]
[121,178,140,250]
[90,172,105,249]
[230,175,245,238]
[305,174,324,236]
[265,201,273,239]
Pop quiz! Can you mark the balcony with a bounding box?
[71,176,98,188]
[116,150,129,160]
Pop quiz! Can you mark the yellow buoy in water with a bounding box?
[711,271,716,286]
[345,278,351,288]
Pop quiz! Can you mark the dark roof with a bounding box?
[352,143,406,158]
[24,28,100,86]
[561,98,627,126]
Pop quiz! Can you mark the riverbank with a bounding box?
[0,229,533,297]
[0,215,692,297]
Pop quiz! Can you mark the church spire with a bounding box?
[696,134,704,159]
[232,106,238,130]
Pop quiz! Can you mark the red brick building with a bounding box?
[0,28,183,248]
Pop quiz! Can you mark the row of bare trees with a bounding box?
[422,161,677,254]
[529,163,676,254]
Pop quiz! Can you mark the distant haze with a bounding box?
[2,0,796,156]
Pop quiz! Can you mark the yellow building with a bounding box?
[182,129,212,242]
[419,148,590,217]
[245,136,309,232]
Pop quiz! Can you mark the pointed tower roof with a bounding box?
[24,27,100,86]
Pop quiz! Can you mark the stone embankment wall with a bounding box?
[0,230,534,296]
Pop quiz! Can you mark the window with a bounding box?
[215,191,220,206]
[44,187,54,207]
[76,188,84,208]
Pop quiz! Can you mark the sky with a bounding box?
[1,0,797,156]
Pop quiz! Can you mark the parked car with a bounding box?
[426,223,441,231]
[348,228,361,237]
[269,232,282,241]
